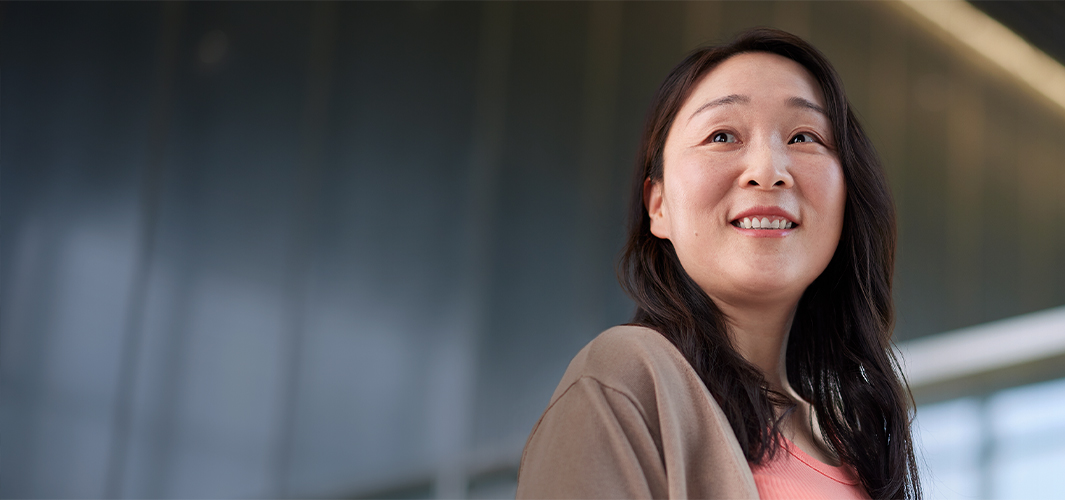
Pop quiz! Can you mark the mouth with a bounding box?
[730,215,797,230]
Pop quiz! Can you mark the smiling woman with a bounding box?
[649,52,846,321]
[516,29,921,499]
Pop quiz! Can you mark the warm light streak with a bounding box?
[899,0,1065,114]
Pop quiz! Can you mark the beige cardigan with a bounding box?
[516,325,761,499]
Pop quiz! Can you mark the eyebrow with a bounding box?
[687,94,750,123]
[686,94,829,123]
[787,96,828,117]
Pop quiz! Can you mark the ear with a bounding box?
[643,177,671,240]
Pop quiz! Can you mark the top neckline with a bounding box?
[778,436,861,486]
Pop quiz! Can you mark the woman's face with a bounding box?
[646,51,846,308]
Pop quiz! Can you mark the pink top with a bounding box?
[750,437,869,500]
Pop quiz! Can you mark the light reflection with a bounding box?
[898,0,1065,115]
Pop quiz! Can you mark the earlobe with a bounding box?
[644,177,670,239]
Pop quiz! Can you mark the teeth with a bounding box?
[735,216,795,230]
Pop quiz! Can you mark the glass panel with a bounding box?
[988,378,1065,500]
[914,398,982,499]
[915,378,1065,500]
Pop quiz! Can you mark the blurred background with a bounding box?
[2,1,1064,498]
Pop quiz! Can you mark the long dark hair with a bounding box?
[618,28,920,499]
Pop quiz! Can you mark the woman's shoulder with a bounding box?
[547,324,705,409]
[577,324,684,371]
[520,324,758,498]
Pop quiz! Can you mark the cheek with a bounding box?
[801,165,847,269]
[798,161,846,225]
[665,156,736,218]
[824,167,847,234]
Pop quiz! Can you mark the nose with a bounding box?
[740,137,794,189]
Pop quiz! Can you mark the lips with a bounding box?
[730,206,799,230]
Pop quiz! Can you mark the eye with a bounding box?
[789,132,816,144]
[711,132,737,143]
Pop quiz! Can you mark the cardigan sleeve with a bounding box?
[516,376,668,499]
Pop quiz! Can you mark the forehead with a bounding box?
[683,51,825,111]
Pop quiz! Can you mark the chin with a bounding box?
[702,268,813,306]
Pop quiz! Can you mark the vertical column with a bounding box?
[1016,112,1059,311]
[573,1,623,338]
[105,3,184,497]
[1058,134,1065,301]
[272,2,339,497]
[977,394,995,500]
[945,65,985,326]
[429,3,513,498]
[867,10,909,219]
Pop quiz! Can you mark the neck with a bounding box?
[712,295,799,396]
[711,294,841,465]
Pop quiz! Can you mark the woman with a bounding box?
[516,28,920,499]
